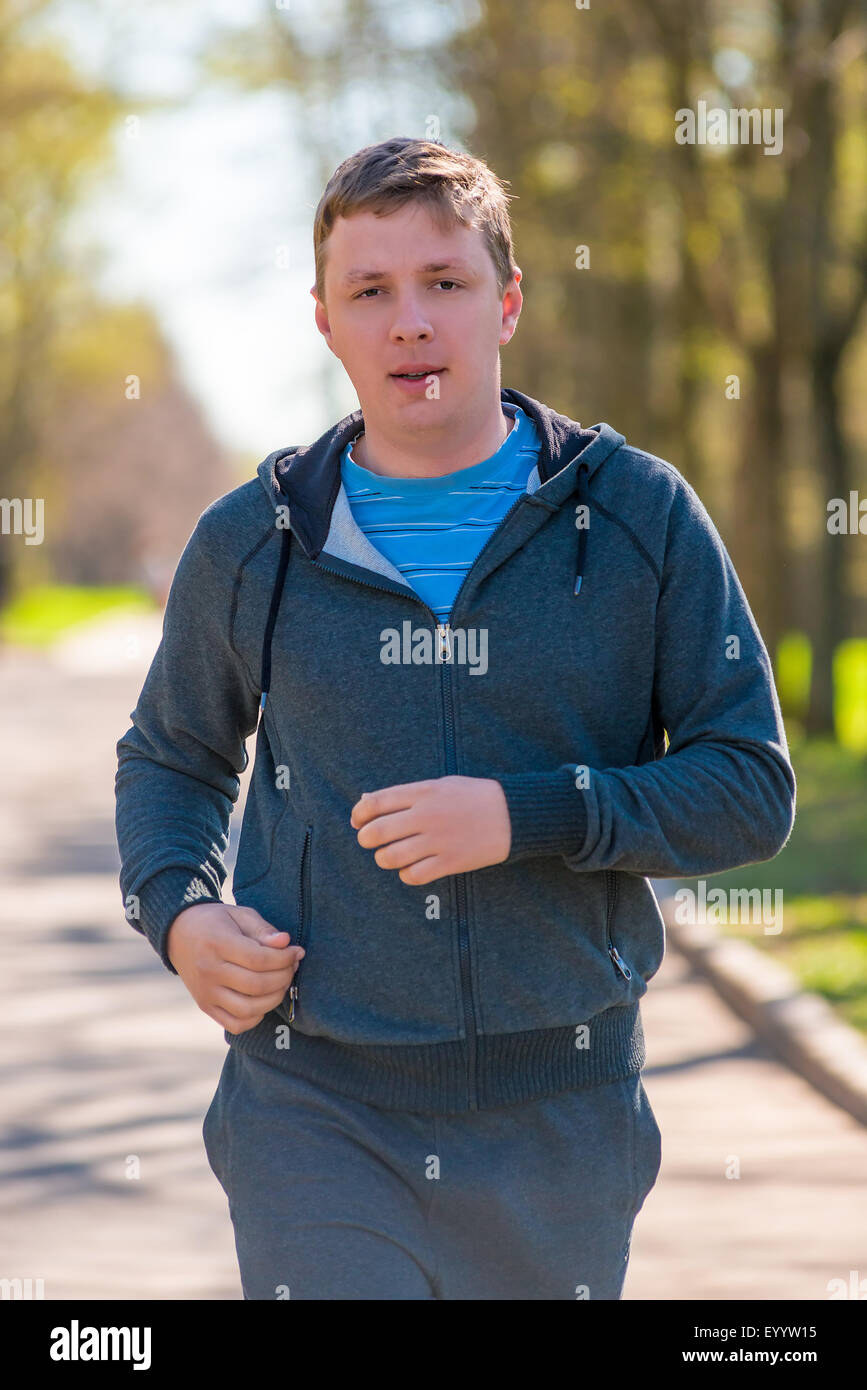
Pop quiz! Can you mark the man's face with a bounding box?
[311,200,522,439]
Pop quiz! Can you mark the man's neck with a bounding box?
[351,403,515,480]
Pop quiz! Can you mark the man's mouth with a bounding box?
[390,368,446,379]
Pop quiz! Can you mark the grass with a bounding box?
[719,894,867,1034]
[0,585,157,647]
[669,734,867,1034]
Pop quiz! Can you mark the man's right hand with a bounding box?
[166,902,304,1035]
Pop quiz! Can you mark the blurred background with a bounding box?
[1,0,866,1301]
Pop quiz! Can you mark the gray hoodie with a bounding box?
[115,386,796,1113]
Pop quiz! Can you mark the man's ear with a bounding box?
[499,267,523,346]
[312,290,334,351]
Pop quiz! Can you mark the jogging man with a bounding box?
[115,136,796,1300]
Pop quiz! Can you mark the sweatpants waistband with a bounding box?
[228,1003,646,1113]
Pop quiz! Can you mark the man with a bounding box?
[115,136,796,1300]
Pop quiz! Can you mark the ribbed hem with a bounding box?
[493,766,588,861]
[132,868,223,974]
[228,1003,645,1114]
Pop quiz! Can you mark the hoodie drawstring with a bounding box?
[573,461,590,596]
[259,522,292,715]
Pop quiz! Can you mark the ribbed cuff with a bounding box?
[492,766,588,861]
[129,868,223,974]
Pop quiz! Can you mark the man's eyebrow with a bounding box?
[341,260,475,286]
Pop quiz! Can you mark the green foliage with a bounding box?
[776,631,811,720]
[835,640,867,754]
[777,635,867,753]
[0,584,156,647]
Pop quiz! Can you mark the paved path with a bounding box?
[1,614,865,1300]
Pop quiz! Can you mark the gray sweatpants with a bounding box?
[202,1045,662,1300]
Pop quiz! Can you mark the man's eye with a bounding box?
[355,281,462,299]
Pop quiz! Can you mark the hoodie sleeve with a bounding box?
[492,475,796,876]
[115,506,262,974]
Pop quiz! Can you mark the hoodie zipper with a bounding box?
[285,824,312,1022]
[310,551,484,1108]
[429,487,540,1108]
[605,868,632,981]
[308,493,533,1110]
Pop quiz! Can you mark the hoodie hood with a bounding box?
[254,387,626,707]
[257,387,625,559]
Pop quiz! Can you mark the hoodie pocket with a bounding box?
[605,870,633,983]
[278,823,312,1025]
[232,798,289,895]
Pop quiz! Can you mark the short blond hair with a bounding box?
[313,136,517,303]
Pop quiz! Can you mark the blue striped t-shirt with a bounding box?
[340,402,542,622]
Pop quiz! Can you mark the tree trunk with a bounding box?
[804,345,850,735]
[731,341,787,669]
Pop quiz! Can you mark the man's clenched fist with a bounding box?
[166,902,304,1034]
[350,774,512,885]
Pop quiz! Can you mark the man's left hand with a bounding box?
[350,776,512,884]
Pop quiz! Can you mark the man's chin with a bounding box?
[362,377,458,420]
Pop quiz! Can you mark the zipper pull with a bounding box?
[286,983,298,1022]
[436,623,452,663]
[608,944,632,981]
